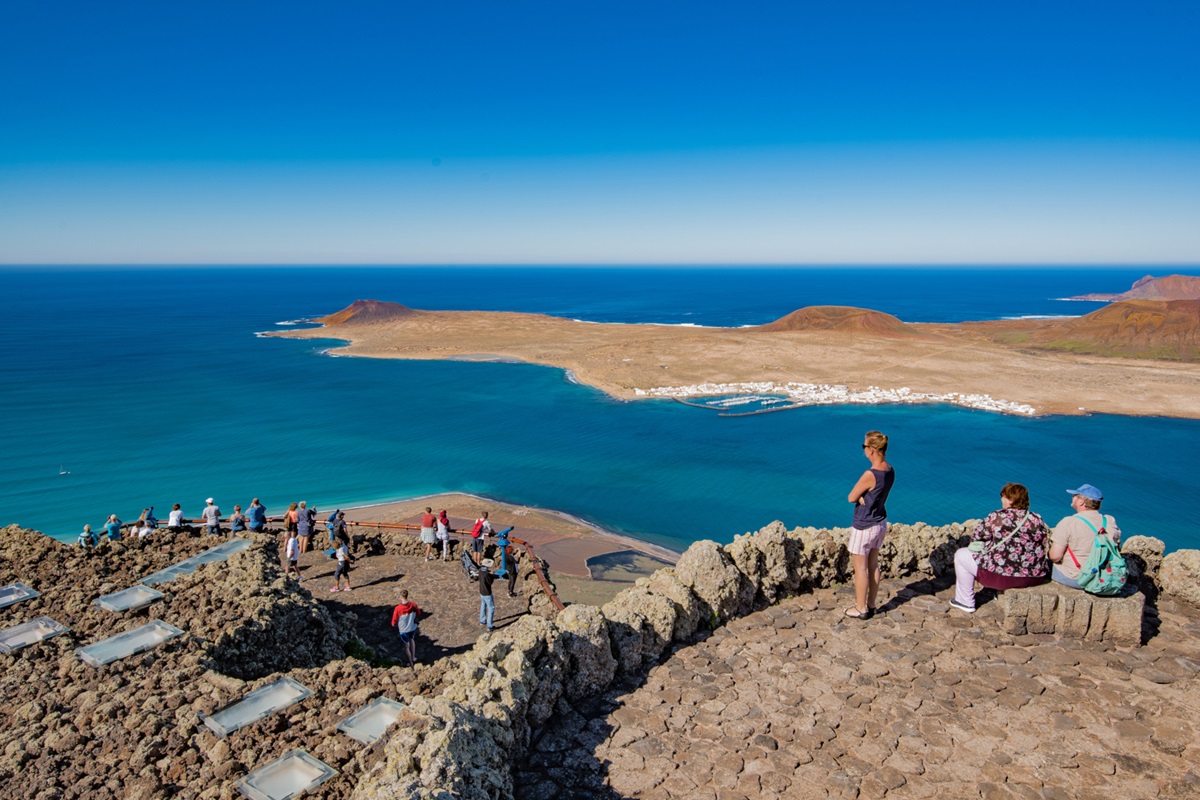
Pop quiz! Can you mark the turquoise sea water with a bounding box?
[2,266,1197,552]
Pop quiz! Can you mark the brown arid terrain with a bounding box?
[267,300,1200,419]
[1068,274,1200,302]
[957,299,1200,362]
[756,306,919,338]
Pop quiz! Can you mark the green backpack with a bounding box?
[1069,515,1127,596]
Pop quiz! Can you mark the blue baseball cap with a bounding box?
[1066,484,1103,501]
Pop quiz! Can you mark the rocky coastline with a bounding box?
[3,520,1199,799]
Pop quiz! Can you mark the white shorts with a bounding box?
[848,521,887,555]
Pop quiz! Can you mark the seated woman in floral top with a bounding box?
[950,482,1051,613]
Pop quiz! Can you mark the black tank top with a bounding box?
[852,467,894,529]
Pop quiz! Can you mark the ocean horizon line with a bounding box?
[4,262,1200,270]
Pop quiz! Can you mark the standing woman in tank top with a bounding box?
[845,430,894,620]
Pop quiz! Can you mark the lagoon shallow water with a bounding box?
[2,267,1198,553]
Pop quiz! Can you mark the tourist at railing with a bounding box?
[436,509,452,561]
[246,498,267,532]
[78,524,97,548]
[201,498,222,536]
[297,501,315,553]
[470,511,493,566]
[134,507,157,531]
[284,502,298,537]
[420,507,438,562]
[104,514,123,542]
[167,503,185,531]
[230,505,248,534]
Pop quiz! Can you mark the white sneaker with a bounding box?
[948,599,976,613]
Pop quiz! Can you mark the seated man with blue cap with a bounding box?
[1049,484,1122,589]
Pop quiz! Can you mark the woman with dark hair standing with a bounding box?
[950,482,1051,613]
[845,431,893,620]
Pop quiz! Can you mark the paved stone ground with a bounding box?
[290,536,530,665]
[518,578,1200,799]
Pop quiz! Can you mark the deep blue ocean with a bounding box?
[2,266,1198,553]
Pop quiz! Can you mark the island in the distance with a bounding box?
[1067,273,1200,302]
[266,296,1200,419]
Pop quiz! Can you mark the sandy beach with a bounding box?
[267,305,1200,419]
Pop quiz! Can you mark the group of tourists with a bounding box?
[394,508,522,663]
[418,507,455,562]
[77,490,519,667]
[77,497,349,547]
[845,429,1124,620]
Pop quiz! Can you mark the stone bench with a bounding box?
[1001,582,1144,646]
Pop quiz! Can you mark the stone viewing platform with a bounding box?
[4,517,1200,799]
[520,580,1200,798]
[347,521,1200,800]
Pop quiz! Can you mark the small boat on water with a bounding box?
[59,465,70,475]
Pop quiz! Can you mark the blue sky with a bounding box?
[1,1,1198,264]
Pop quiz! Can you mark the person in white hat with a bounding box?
[1049,484,1121,588]
[201,497,222,537]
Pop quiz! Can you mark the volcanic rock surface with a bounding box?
[0,526,440,800]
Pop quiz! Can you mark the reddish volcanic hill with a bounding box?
[1070,274,1200,302]
[319,300,419,326]
[756,306,918,337]
[977,299,1200,361]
